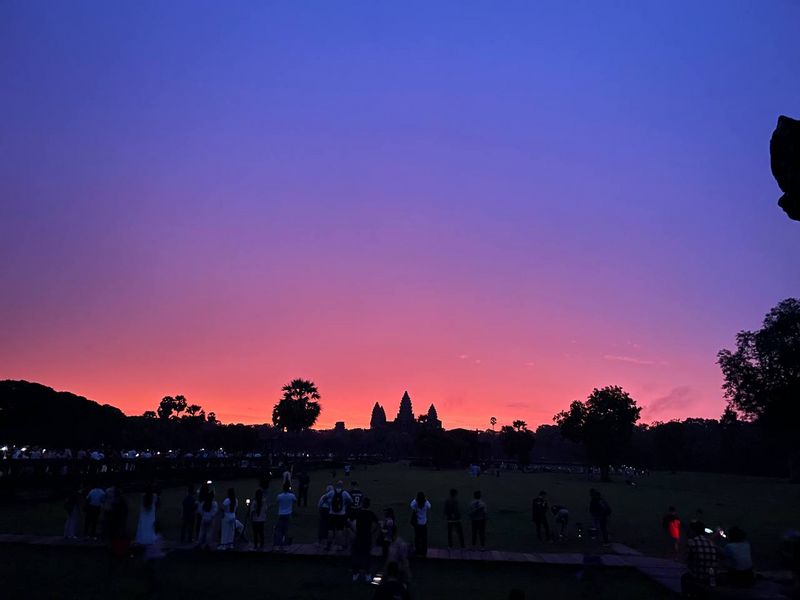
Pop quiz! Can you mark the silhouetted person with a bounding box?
[351,497,379,582]
[379,507,397,560]
[444,488,465,548]
[681,520,718,595]
[589,488,610,544]
[297,470,310,507]
[410,491,430,556]
[195,481,210,538]
[219,488,238,549]
[720,527,754,587]
[468,490,487,550]
[196,491,218,550]
[84,484,105,539]
[662,506,681,557]
[273,481,296,550]
[180,485,197,543]
[532,490,550,542]
[250,488,268,550]
[63,488,81,539]
[318,484,333,548]
[135,487,158,546]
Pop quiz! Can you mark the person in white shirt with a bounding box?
[196,492,218,550]
[273,482,297,550]
[323,480,353,550]
[84,486,106,539]
[410,491,431,556]
[218,488,238,549]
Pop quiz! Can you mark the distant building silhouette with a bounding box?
[426,404,442,429]
[394,391,415,431]
[334,421,346,433]
[370,402,387,429]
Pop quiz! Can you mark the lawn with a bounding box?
[3,463,799,567]
[0,543,675,600]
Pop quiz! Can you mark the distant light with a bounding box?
[207,480,212,485]
[1,446,8,452]
[20,447,27,452]
[246,499,251,505]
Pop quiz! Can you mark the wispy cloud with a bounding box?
[458,354,469,360]
[603,354,656,365]
[645,386,695,417]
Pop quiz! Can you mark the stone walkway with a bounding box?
[0,534,793,598]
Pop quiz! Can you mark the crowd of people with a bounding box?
[58,466,765,598]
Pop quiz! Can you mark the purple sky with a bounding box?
[1,1,799,428]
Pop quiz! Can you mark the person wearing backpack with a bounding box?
[589,489,611,544]
[468,490,487,551]
[323,480,353,550]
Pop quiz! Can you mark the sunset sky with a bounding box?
[2,1,799,429]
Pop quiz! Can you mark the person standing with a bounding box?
[532,491,551,542]
[589,489,611,544]
[180,485,198,544]
[444,488,465,549]
[196,491,218,550]
[468,490,487,551]
[219,488,238,549]
[662,506,681,558]
[273,481,297,551]
[349,481,365,515]
[318,484,334,549]
[134,487,158,546]
[63,488,81,539]
[379,507,397,560]
[297,470,311,508]
[84,484,106,539]
[351,497,378,582]
[324,481,353,550]
[410,491,431,557]
[250,488,268,550]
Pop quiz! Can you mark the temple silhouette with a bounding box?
[370,391,441,431]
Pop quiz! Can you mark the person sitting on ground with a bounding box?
[444,488,465,549]
[681,520,719,595]
[373,561,410,600]
[351,497,379,582]
[531,491,550,542]
[719,526,754,587]
[662,506,681,558]
[468,490,487,551]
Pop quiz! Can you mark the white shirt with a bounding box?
[86,488,106,507]
[276,492,297,516]
[410,499,431,525]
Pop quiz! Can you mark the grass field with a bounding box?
[2,463,799,568]
[0,543,674,599]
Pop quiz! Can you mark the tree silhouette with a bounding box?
[500,423,535,466]
[142,410,157,419]
[157,395,187,420]
[718,298,800,479]
[490,416,497,431]
[272,379,322,432]
[554,386,641,481]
